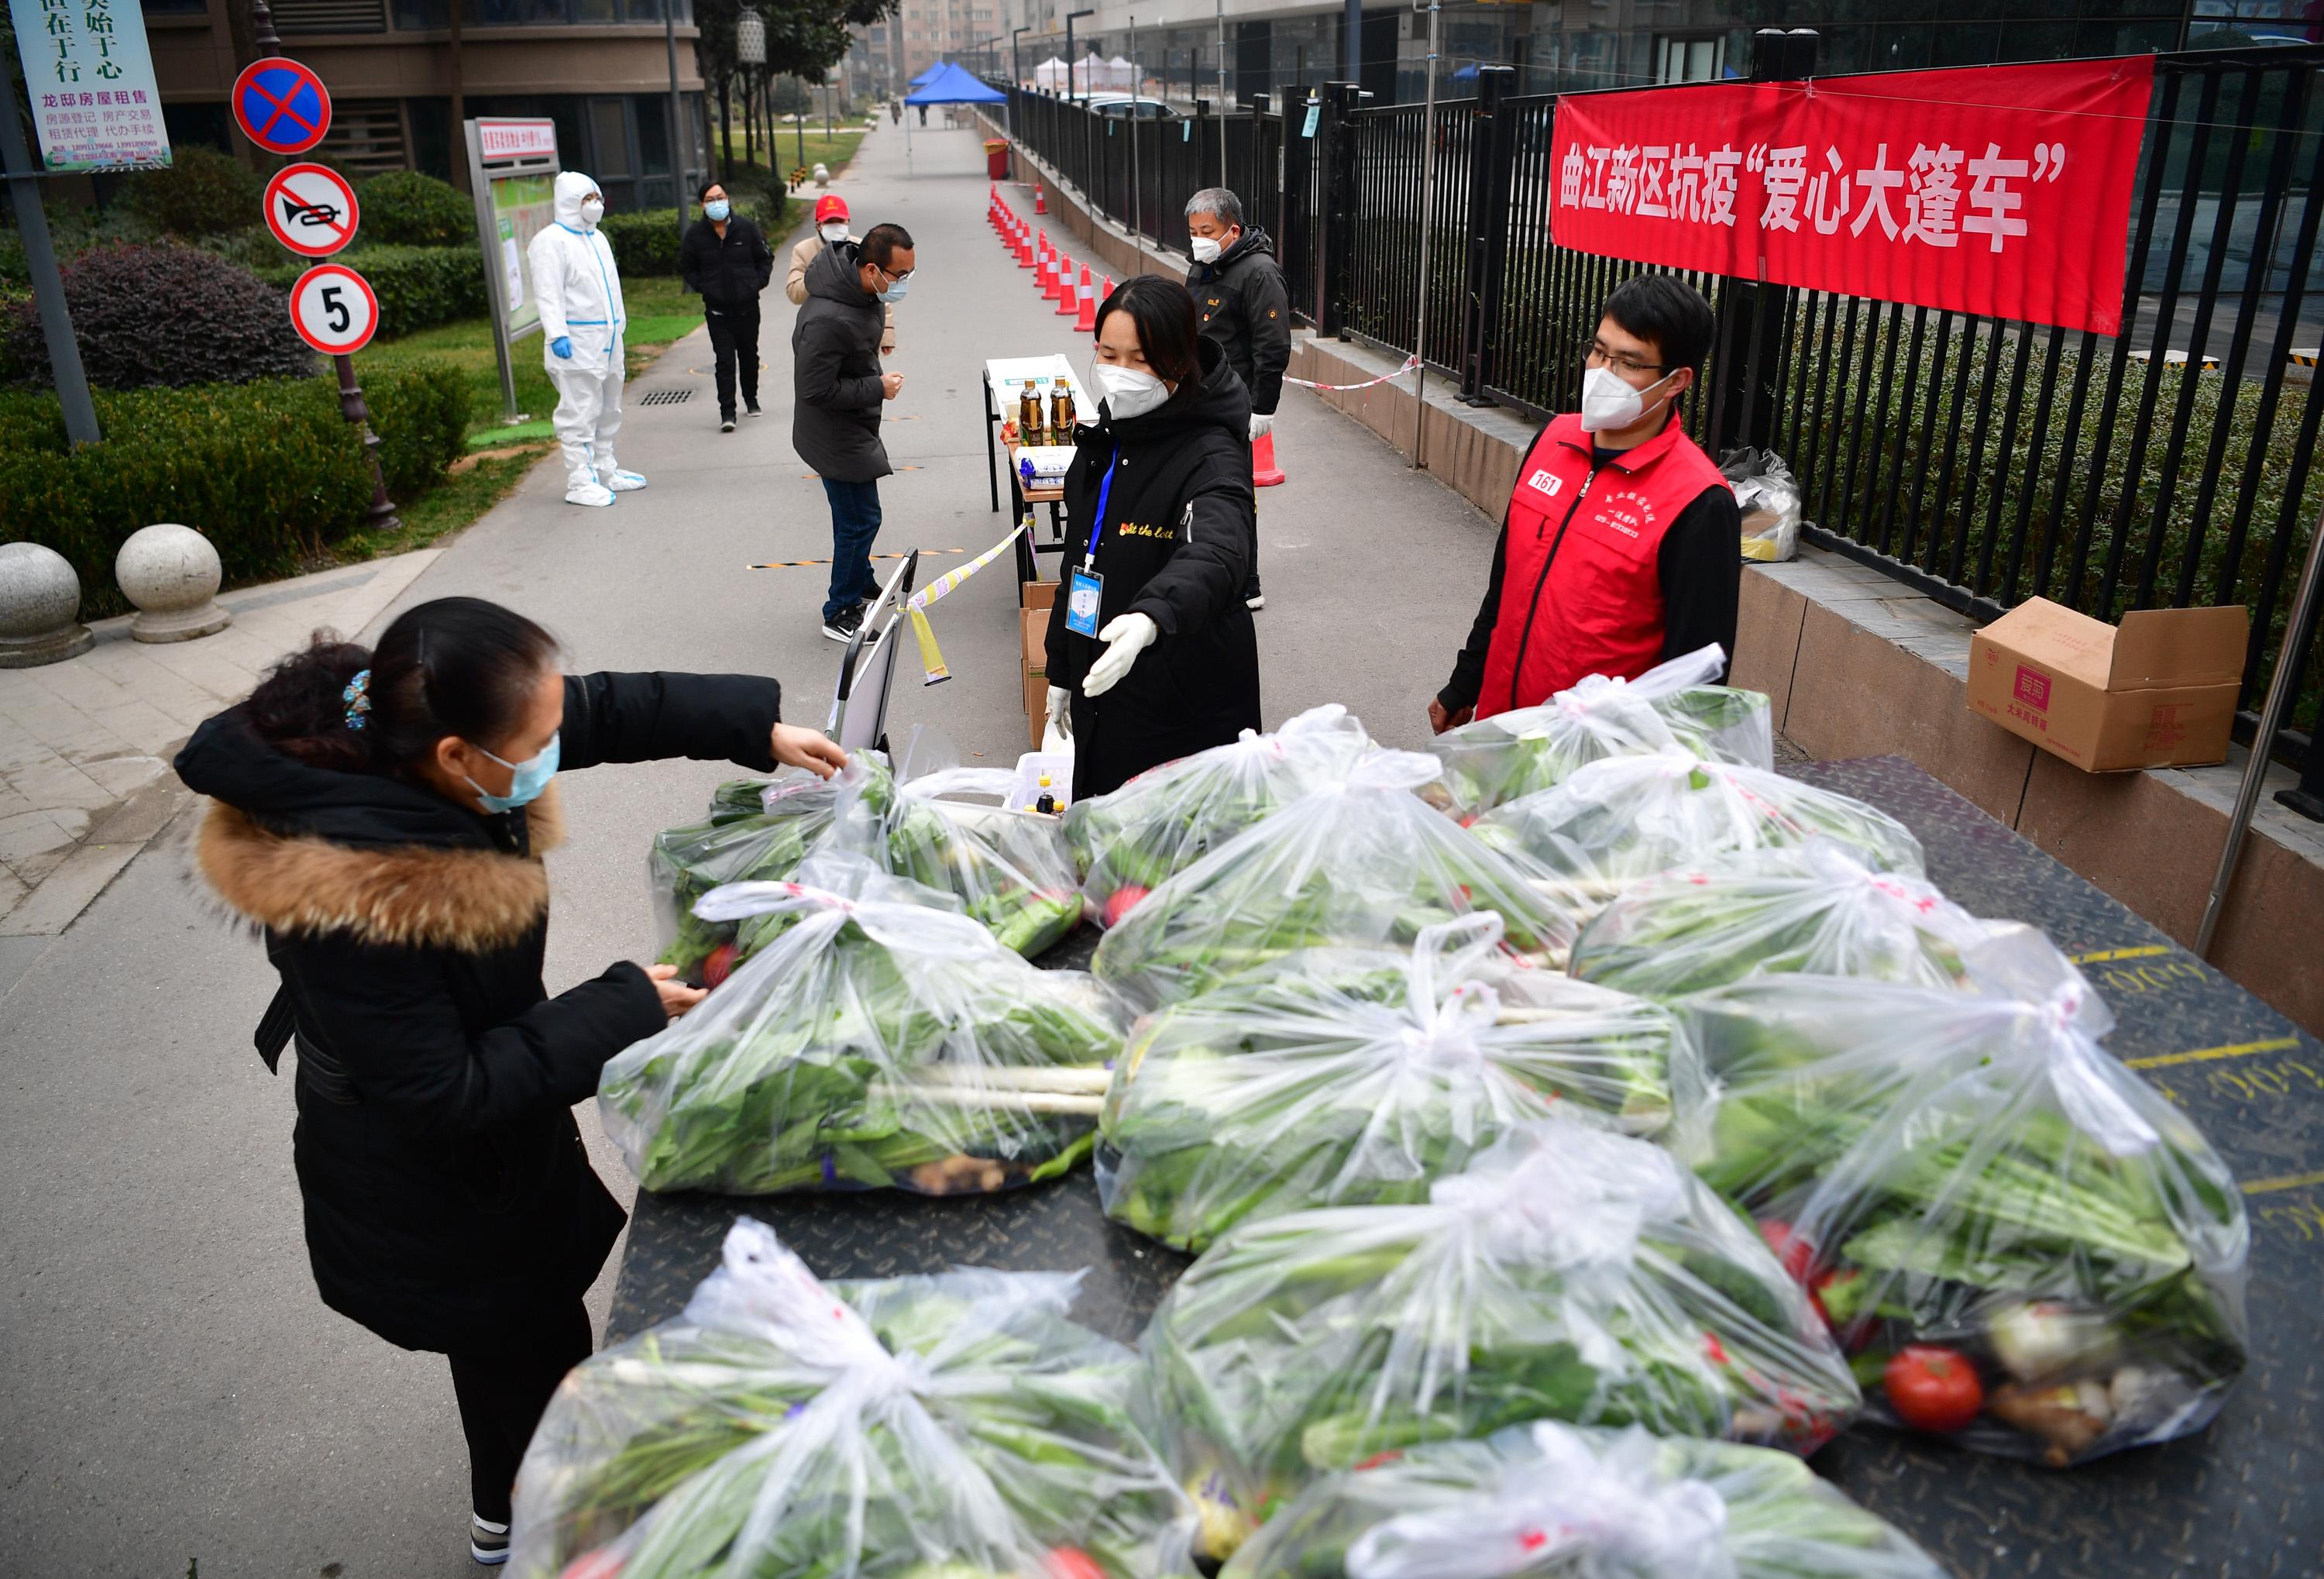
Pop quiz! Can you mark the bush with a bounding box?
[252,244,488,340]
[600,210,684,276]
[2,243,313,389]
[119,146,263,237]
[0,362,471,617]
[358,170,474,248]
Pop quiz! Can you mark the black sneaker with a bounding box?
[745,401,764,418]
[470,1513,511,1566]
[719,417,736,432]
[822,602,867,643]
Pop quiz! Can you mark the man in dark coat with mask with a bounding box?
[1184,186,1291,611]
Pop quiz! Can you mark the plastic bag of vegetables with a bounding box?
[1093,751,1578,1006]
[509,1218,1195,1579]
[1067,704,1377,930]
[1098,914,1700,1250]
[1430,645,1773,817]
[1143,1122,1860,1561]
[1220,1420,1947,1579]
[1471,748,1923,920]
[834,748,1081,958]
[600,855,1122,1195]
[1677,933,2248,1466]
[1569,841,1994,998]
[650,769,842,983]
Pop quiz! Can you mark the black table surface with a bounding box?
[607,755,2324,1579]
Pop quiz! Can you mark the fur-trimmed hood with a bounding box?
[176,707,567,953]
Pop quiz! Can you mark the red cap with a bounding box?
[814,194,850,226]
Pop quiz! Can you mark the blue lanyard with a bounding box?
[1081,448,1119,569]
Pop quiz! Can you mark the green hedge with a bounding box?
[251,244,489,340]
[0,362,469,618]
[357,171,473,248]
[600,211,686,277]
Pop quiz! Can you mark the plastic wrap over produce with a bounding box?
[1723,449,1803,564]
[650,769,842,983]
[1569,841,1996,998]
[1222,1421,1948,1579]
[1431,645,1774,817]
[1098,913,1703,1250]
[599,854,1122,1195]
[833,738,1083,957]
[1067,703,1380,929]
[1143,1122,1860,1564]
[507,1219,1196,1579]
[1093,750,1579,1005]
[1471,748,1923,921]
[1677,932,2249,1465]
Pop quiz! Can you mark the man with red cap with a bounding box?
[787,194,896,356]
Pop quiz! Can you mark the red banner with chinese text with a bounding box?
[1547,58,2157,336]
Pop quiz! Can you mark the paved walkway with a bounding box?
[0,115,1505,1577]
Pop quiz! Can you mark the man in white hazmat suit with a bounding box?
[528,171,647,507]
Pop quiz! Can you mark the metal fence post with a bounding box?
[1319,80,1362,339]
[1707,28,1817,459]
[1457,64,1515,404]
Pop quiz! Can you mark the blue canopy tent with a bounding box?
[909,63,945,87]
[901,61,1009,175]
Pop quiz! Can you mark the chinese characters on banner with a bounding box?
[8,0,172,170]
[1549,58,2157,336]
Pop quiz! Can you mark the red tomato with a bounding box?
[1883,1345,1985,1433]
[703,942,738,989]
[1757,1219,1815,1282]
[1045,1548,1108,1579]
[1100,884,1150,929]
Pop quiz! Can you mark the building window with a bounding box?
[1655,36,1724,82]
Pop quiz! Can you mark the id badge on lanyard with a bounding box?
[1066,449,1118,639]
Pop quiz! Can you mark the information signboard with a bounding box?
[465,116,561,421]
[8,0,171,171]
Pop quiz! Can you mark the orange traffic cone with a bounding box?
[1035,183,1047,215]
[1074,266,1098,332]
[1045,251,1067,303]
[1015,222,1034,267]
[1253,429,1286,487]
[1056,257,1080,315]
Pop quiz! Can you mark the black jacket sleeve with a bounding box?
[1243,260,1293,416]
[1656,485,1742,675]
[796,314,885,411]
[1125,466,1255,638]
[290,935,666,1140]
[749,220,775,291]
[559,672,784,772]
[1439,519,1510,714]
[679,222,705,295]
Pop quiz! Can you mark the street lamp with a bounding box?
[1012,22,1030,89]
[1065,8,1095,100]
[736,6,765,176]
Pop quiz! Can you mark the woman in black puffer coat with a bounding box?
[173,596,844,1565]
[1043,274,1262,800]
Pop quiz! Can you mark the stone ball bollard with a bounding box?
[116,523,232,644]
[0,542,96,668]
[813,162,830,187]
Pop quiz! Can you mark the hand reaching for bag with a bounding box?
[772,723,847,778]
[646,963,705,1017]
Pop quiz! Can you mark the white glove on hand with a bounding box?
[1248,412,1274,441]
[1044,684,1074,744]
[1081,612,1157,699]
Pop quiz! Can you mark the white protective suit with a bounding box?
[528,172,645,504]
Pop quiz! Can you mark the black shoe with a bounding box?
[470,1513,511,1567]
[822,603,866,643]
[744,401,764,418]
[720,417,736,432]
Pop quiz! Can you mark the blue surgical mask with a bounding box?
[466,731,560,814]
[878,274,911,304]
[703,199,731,221]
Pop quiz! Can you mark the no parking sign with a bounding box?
[262,163,360,258]
[289,263,379,356]
[232,57,332,157]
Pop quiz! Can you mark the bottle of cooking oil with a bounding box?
[1019,380,1045,446]
[1049,383,1076,439]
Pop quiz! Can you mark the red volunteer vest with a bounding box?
[1475,412,1731,719]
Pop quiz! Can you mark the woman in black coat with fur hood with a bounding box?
[173,596,845,1566]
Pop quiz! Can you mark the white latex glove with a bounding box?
[1080,612,1157,699]
[1044,684,1074,745]
[1248,411,1274,441]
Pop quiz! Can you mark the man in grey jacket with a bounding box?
[792,222,913,642]
[1185,187,1290,610]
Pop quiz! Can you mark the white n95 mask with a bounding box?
[820,222,850,243]
[1092,361,1170,421]
[579,198,606,229]
[1578,364,1676,434]
[1189,236,1223,264]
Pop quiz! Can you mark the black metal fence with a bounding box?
[999,52,2324,784]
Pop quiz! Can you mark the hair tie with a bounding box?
[342,669,373,731]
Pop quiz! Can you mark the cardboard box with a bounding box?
[1023,579,1060,611]
[1021,604,1051,750]
[1966,597,2247,772]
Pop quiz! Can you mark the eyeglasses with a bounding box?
[1583,341,1670,380]
[874,262,915,284]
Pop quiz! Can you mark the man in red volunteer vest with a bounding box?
[1429,277,1740,731]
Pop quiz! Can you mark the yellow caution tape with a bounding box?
[906,521,1028,614]
[909,607,951,686]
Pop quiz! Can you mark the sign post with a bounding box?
[463,116,560,425]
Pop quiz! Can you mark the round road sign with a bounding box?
[289,263,379,356]
[232,57,332,157]
[262,163,360,258]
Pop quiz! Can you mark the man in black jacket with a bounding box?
[1184,187,1291,611]
[678,180,775,432]
[792,221,913,642]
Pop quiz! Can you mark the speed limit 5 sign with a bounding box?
[289,263,380,356]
